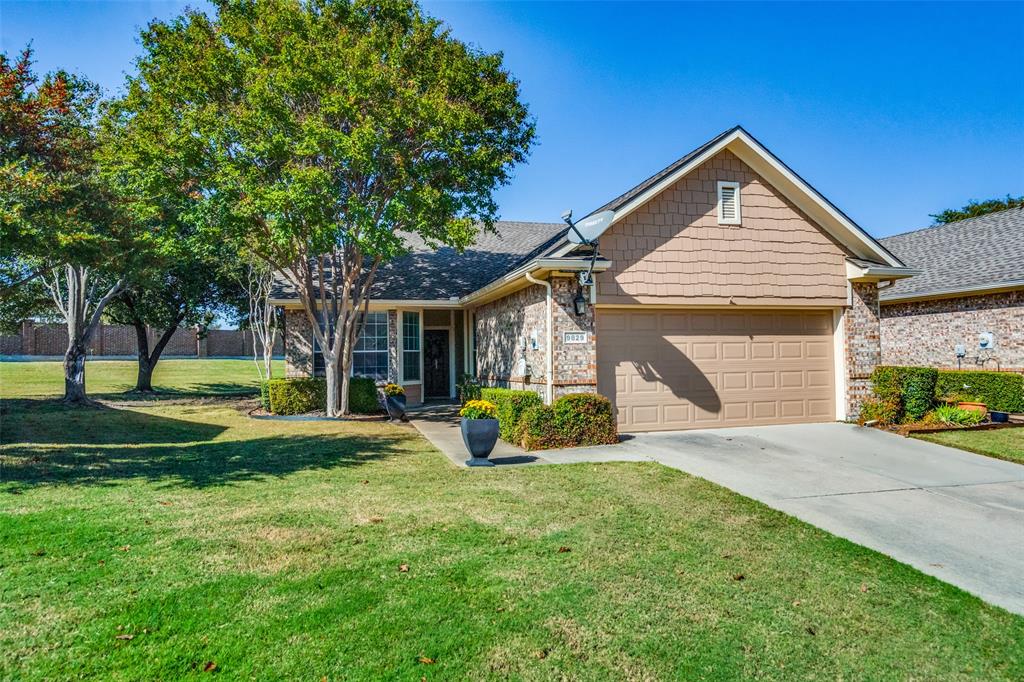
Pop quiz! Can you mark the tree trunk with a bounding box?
[325,353,339,417]
[63,340,89,403]
[133,320,154,392]
[339,348,352,416]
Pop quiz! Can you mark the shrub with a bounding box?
[520,404,560,450]
[936,370,1024,413]
[348,376,381,414]
[267,378,326,415]
[456,373,481,404]
[870,366,938,422]
[551,393,618,447]
[480,387,542,443]
[460,399,497,420]
[858,397,900,426]
[925,404,985,427]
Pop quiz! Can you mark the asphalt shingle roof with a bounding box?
[271,221,565,302]
[879,207,1024,301]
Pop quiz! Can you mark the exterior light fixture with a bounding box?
[573,289,587,316]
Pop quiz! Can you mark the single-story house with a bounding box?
[878,207,1023,371]
[272,126,921,431]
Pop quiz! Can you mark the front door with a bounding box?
[423,329,450,399]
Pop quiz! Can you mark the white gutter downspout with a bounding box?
[524,272,553,405]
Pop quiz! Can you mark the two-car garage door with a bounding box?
[597,309,835,432]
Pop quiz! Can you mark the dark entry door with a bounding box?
[423,329,450,398]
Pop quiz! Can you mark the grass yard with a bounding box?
[914,427,1024,465]
[1,400,1022,680]
[0,358,284,399]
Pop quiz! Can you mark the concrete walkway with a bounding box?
[408,403,549,468]
[543,423,1024,615]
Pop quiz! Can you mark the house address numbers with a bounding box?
[563,331,589,344]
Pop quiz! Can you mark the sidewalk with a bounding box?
[407,402,548,468]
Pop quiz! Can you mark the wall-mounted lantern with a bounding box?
[573,288,587,316]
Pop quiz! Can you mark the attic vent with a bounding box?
[717,181,741,225]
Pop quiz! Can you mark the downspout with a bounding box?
[524,272,553,405]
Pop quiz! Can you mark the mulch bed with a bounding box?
[887,421,1024,437]
[245,404,392,422]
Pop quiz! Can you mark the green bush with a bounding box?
[480,387,543,443]
[858,397,900,426]
[268,378,326,415]
[924,404,985,427]
[870,366,938,422]
[266,376,381,415]
[936,370,1024,413]
[348,376,381,414]
[456,373,481,404]
[520,404,560,450]
[551,393,618,447]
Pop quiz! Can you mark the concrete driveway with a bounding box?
[543,423,1024,615]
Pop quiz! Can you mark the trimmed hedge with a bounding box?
[268,378,326,415]
[551,393,618,447]
[259,380,272,412]
[870,366,938,421]
[266,376,381,415]
[519,393,619,451]
[348,376,381,414]
[480,387,542,443]
[936,370,1024,413]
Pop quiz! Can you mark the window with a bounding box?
[717,181,741,225]
[402,311,421,382]
[352,311,389,380]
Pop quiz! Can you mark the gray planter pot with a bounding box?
[461,418,499,466]
[385,395,407,421]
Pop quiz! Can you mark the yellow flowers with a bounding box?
[460,399,497,420]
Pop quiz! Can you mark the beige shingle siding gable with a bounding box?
[596,149,851,306]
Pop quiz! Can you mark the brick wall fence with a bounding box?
[0,321,283,358]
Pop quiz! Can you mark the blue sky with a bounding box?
[2,1,1022,237]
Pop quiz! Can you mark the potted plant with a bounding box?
[383,383,407,421]
[956,395,988,416]
[459,399,499,466]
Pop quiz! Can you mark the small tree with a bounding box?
[931,195,1024,224]
[111,0,535,415]
[240,257,279,383]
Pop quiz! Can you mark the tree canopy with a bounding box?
[109,0,535,414]
[930,195,1024,224]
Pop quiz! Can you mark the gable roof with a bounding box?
[878,207,1024,302]
[270,221,564,303]
[553,126,906,269]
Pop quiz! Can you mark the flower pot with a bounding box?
[385,395,407,421]
[958,401,987,415]
[460,418,499,465]
[991,411,1009,423]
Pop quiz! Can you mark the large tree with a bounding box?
[931,195,1024,224]
[110,0,534,415]
[1,47,142,402]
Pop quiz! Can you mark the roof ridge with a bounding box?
[881,206,1024,241]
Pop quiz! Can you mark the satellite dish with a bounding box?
[566,210,614,244]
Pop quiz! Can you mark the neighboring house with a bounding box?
[878,207,1024,370]
[272,126,919,431]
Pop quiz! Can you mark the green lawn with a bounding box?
[1,400,1021,680]
[914,427,1024,465]
[0,358,284,399]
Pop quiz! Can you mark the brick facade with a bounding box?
[880,290,1024,370]
[284,310,314,377]
[473,281,548,399]
[550,278,597,398]
[844,282,881,418]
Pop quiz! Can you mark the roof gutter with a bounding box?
[459,257,612,306]
[845,260,920,283]
[880,278,1024,304]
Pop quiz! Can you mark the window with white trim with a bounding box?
[352,311,389,380]
[402,311,421,382]
[717,181,741,225]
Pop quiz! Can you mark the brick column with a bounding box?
[283,310,313,377]
[550,277,597,399]
[844,281,881,418]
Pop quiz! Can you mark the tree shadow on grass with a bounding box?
[1,434,408,489]
[1,399,228,445]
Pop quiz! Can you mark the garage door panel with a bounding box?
[598,309,835,431]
